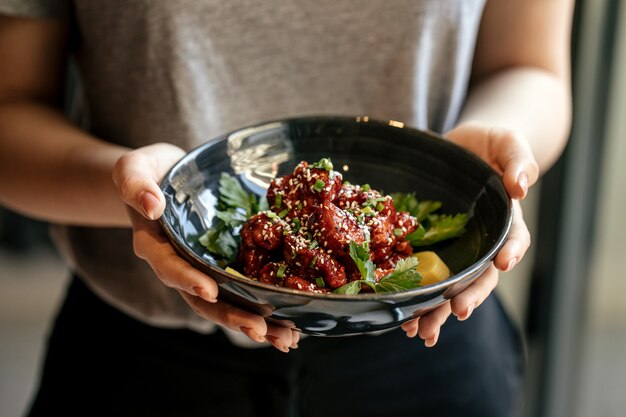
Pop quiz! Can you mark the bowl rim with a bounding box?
[159,115,513,301]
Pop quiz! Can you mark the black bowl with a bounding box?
[159,116,512,336]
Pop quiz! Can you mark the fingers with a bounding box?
[266,323,301,352]
[401,318,419,338]
[179,290,266,338]
[404,264,499,346]
[180,291,300,352]
[446,122,539,200]
[113,153,166,220]
[112,143,185,220]
[487,127,539,200]
[493,200,531,271]
[450,263,499,321]
[129,208,219,302]
[417,301,452,347]
[113,145,302,352]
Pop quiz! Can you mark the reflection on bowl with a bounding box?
[159,116,512,336]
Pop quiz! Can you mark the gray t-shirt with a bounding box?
[1,0,486,336]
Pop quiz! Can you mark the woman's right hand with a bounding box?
[112,143,299,352]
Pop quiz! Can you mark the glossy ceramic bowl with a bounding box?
[159,116,512,336]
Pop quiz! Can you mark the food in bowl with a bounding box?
[200,157,468,295]
[159,116,512,335]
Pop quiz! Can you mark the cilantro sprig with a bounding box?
[199,173,263,261]
[391,192,468,247]
[333,242,422,295]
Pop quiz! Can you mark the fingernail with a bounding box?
[517,172,528,198]
[290,332,300,349]
[505,258,517,272]
[406,326,419,338]
[240,327,266,343]
[424,332,439,348]
[140,191,160,220]
[457,303,475,321]
[192,286,217,303]
[266,335,289,353]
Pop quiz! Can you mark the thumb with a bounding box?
[112,151,167,221]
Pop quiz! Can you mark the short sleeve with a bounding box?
[0,0,70,19]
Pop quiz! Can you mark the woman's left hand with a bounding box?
[401,121,539,346]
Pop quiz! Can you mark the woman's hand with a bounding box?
[401,121,537,346]
[112,143,299,352]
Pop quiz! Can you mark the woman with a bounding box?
[0,1,573,416]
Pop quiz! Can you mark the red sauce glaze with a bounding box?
[237,161,418,293]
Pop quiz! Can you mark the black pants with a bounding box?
[27,277,524,417]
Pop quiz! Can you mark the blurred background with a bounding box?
[1,0,625,416]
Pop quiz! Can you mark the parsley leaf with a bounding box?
[218,172,260,216]
[390,192,441,221]
[199,173,262,262]
[198,227,238,260]
[348,241,376,283]
[333,255,422,295]
[333,242,422,295]
[333,280,364,295]
[215,208,248,228]
[411,213,469,247]
[392,192,468,247]
[376,257,422,292]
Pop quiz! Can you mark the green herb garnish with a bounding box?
[313,179,325,192]
[375,257,422,292]
[391,192,468,246]
[198,172,262,262]
[277,264,287,279]
[275,193,283,208]
[311,158,334,171]
[333,242,422,295]
[407,213,469,247]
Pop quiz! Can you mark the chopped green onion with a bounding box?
[275,193,283,208]
[313,179,325,192]
[292,218,301,233]
[393,228,403,237]
[278,208,289,218]
[312,158,334,171]
[361,206,374,215]
[361,184,371,192]
[315,277,326,288]
[376,202,385,212]
[297,202,303,210]
[265,211,279,221]
[308,240,318,249]
[310,255,317,267]
[277,265,287,279]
